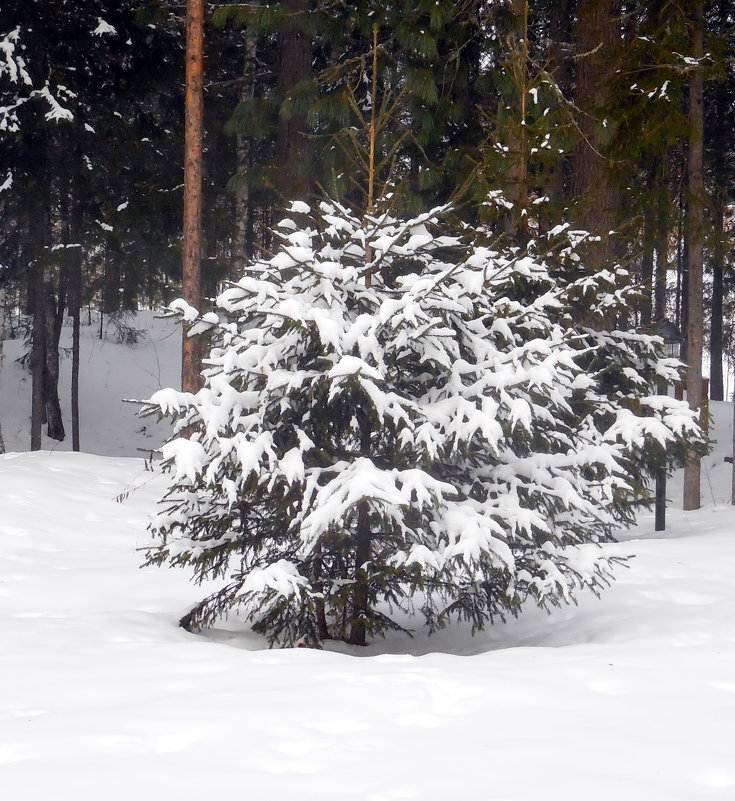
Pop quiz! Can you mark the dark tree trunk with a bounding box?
[44,280,66,442]
[30,262,46,451]
[102,245,121,315]
[26,137,53,449]
[234,22,258,272]
[653,176,669,323]
[504,0,529,243]
[683,0,705,511]
[182,0,205,393]
[640,181,655,327]
[122,260,138,312]
[347,501,372,647]
[571,0,622,279]
[276,0,314,203]
[679,201,688,362]
[69,194,83,451]
[71,291,81,450]
[546,0,573,212]
[708,45,728,402]
[313,543,330,641]
[710,197,725,401]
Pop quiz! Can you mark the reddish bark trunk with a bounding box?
[182,0,205,393]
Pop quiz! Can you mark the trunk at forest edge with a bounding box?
[571,0,622,281]
[683,0,705,511]
[276,0,314,203]
[43,281,65,442]
[182,0,205,393]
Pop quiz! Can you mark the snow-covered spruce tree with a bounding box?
[141,201,703,647]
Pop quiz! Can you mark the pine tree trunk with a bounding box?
[348,501,371,646]
[27,142,52,450]
[102,245,121,315]
[276,0,313,203]
[69,206,82,451]
[71,294,81,450]
[640,184,655,326]
[44,281,65,442]
[122,261,138,312]
[546,0,573,213]
[679,208,689,362]
[710,196,725,401]
[182,0,205,393]
[653,179,669,323]
[234,22,258,272]
[708,61,728,402]
[30,262,46,451]
[571,0,622,280]
[313,542,330,641]
[504,0,529,243]
[683,0,705,511]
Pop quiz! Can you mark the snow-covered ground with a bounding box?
[0,311,180,456]
[2,316,735,800]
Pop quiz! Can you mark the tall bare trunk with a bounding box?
[234,22,258,272]
[43,280,65,442]
[546,0,572,213]
[71,291,80,450]
[69,195,83,451]
[708,58,728,402]
[571,0,621,279]
[27,143,52,450]
[674,191,684,335]
[30,261,46,451]
[182,0,205,393]
[653,177,669,323]
[710,196,725,401]
[504,0,529,243]
[348,500,371,646]
[102,244,121,315]
[276,0,313,203]
[640,172,655,326]
[683,1,705,511]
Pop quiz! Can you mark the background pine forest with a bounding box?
[1,0,734,452]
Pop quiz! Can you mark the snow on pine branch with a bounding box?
[0,27,73,132]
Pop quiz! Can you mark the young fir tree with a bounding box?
[141,199,703,648]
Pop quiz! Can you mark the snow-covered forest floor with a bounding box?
[2,314,735,800]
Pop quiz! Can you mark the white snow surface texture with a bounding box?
[1,309,735,798]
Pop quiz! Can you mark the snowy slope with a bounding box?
[1,318,735,800]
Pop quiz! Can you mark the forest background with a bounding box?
[0,0,732,486]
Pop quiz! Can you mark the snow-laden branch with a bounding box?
[0,27,74,133]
